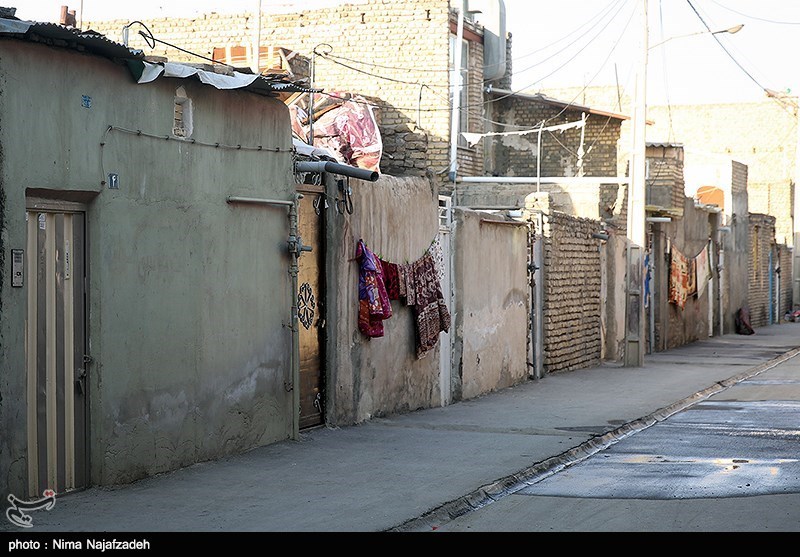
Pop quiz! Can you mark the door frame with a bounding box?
[25,197,90,496]
[295,184,327,429]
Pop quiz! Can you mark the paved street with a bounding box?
[2,323,800,533]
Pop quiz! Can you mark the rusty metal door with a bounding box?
[297,189,325,429]
[25,206,88,497]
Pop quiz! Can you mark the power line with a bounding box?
[685,0,796,116]
[483,0,626,80]
[709,0,800,25]
[509,0,631,82]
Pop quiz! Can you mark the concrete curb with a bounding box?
[389,346,800,532]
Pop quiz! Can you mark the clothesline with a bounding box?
[354,231,441,265]
[668,242,712,310]
[356,238,450,359]
[460,115,587,147]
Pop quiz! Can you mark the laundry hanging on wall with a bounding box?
[668,245,692,309]
[356,239,392,338]
[669,244,711,309]
[695,244,711,298]
[355,237,451,358]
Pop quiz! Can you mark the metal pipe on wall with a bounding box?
[287,197,302,440]
[449,1,464,185]
[294,160,379,182]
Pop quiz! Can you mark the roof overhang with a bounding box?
[485,85,630,121]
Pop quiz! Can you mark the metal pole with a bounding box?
[537,123,543,193]
[624,0,648,367]
[288,198,301,440]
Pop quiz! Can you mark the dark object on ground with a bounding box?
[735,307,755,335]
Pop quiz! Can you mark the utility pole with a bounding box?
[624,0,648,367]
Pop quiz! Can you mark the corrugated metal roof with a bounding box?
[0,18,144,59]
[0,17,315,97]
[647,142,684,148]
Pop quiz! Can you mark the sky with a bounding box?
[14,0,800,107]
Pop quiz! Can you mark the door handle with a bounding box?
[75,368,86,395]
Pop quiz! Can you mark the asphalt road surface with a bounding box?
[434,361,800,532]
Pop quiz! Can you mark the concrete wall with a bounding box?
[601,229,627,361]
[322,176,530,419]
[1,40,295,495]
[721,161,751,334]
[748,213,777,328]
[456,180,626,226]
[650,197,718,351]
[84,0,489,184]
[451,209,529,399]
[324,174,442,423]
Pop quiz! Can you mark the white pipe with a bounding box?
[536,124,543,192]
[457,176,630,184]
[449,2,464,184]
[226,196,295,207]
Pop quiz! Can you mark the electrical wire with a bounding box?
[508,0,631,83]
[685,0,796,116]
[483,0,626,81]
[105,124,293,152]
[708,0,800,25]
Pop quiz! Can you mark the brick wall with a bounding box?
[485,99,622,178]
[647,102,797,246]
[748,213,776,327]
[540,211,603,373]
[779,243,793,318]
[86,0,487,183]
[538,90,796,249]
[646,144,685,214]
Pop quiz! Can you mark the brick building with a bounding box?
[84,0,497,184]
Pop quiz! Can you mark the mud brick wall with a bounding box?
[779,243,793,317]
[646,144,685,213]
[541,211,603,373]
[747,213,776,328]
[647,102,797,246]
[484,98,622,179]
[86,0,487,183]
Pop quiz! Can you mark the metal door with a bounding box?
[297,190,325,429]
[25,208,87,497]
[437,196,452,407]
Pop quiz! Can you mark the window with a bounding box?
[173,87,193,139]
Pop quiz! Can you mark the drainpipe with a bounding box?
[226,194,309,440]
